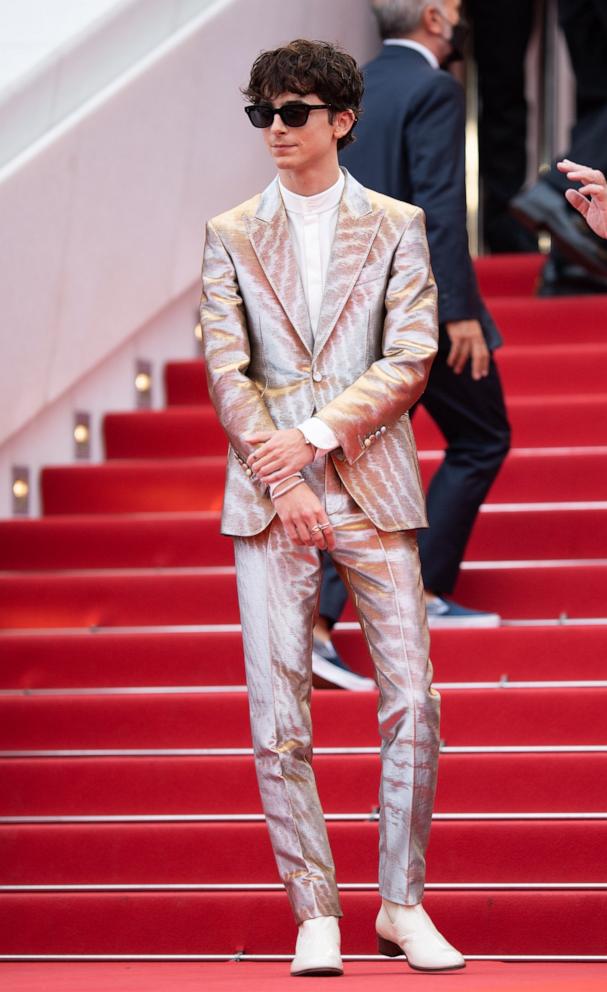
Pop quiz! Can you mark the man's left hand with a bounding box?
[246,428,315,483]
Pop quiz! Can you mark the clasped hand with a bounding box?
[245,428,335,551]
[245,428,315,484]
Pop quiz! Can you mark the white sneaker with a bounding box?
[290,915,343,977]
[376,901,465,972]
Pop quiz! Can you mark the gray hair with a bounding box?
[371,0,445,38]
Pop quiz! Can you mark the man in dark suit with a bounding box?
[511,0,607,288]
[313,0,511,688]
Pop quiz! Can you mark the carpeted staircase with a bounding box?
[1,254,606,961]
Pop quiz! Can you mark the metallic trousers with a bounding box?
[233,458,441,924]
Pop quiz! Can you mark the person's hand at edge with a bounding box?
[557,159,607,239]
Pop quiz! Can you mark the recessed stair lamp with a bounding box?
[73,412,91,459]
[135,360,152,409]
[12,466,30,516]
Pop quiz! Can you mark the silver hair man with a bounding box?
[371,0,445,38]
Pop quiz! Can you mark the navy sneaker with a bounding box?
[312,637,376,691]
[425,596,500,629]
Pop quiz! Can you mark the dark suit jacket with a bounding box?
[341,43,501,349]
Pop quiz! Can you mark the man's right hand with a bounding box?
[445,319,490,380]
[558,159,607,240]
[273,482,336,552]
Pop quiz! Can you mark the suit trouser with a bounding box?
[232,457,441,924]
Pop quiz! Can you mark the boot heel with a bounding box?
[377,935,403,958]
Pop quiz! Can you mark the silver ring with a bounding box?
[310,524,321,533]
[318,522,331,530]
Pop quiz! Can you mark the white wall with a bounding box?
[0,0,379,517]
[0,0,124,93]
[0,0,225,168]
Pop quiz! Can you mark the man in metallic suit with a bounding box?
[199,39,464,977]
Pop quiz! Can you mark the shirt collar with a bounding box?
[279,170,345,216]
[383,38,439,70]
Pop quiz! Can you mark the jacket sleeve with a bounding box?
[405,71,483,325]
[315,208,438,465]
[199,220,276,460]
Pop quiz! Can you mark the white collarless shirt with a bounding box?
[277,172,344,455]
[279,171,344,335]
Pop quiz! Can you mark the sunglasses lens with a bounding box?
[280,105,310,127]
[247,106,273,128]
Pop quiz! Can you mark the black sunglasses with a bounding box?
[245,102,333,128]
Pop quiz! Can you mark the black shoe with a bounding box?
[312,637,376,691]
[510,181,607,278]
[537,255,607,296]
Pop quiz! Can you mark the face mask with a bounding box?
[437,9,469,65]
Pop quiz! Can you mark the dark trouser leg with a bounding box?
[319,550,348,627]
[416,331,511,595]
[468,0,536,251]
[545,0,607,193]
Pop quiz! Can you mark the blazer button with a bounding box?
[246,468,253,477]
[380,426,387,434]
[375,430,382,439]
[364,437,372,448]
[312,370,323,382]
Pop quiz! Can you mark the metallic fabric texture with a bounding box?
[233,458,440,923]
[199,168,438,537]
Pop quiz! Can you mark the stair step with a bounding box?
[498,343,607,396]
[2,752,605,815]
[474,254,544,298]
[1,562,606,629]
[101,397,607,458]
[1,688,605,749]
[3,820,605,885]
[1,625,605,689]
[2,505,606,570]
[165,344,607,407]
[39,447,607,513]
[487,295,607,345]
[0,890,605,955]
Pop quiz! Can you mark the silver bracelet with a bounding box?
[269,471,303,498]
[271,477,306,501]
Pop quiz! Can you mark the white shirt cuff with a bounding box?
[298,417,339,455]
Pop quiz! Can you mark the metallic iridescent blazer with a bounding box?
[200,168,438,537]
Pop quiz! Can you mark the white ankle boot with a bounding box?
[376,901,465,972]
[290,915,343,977]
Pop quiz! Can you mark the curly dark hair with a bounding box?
[243,39,363,150]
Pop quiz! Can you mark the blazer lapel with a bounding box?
[313,172,384,359]
[247,179,313,354]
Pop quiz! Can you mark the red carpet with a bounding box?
[1,962,606,992]
[1,254,606,964]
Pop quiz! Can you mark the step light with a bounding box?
[12,466,30,516]
[135,360,152,409]
[73,411,91,459]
